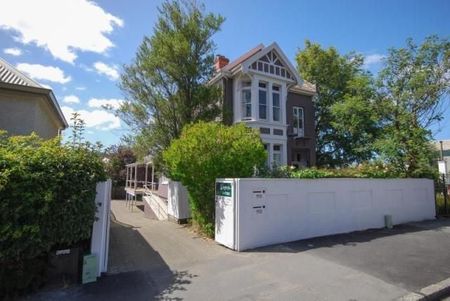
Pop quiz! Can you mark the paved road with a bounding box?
[25,200,450,301]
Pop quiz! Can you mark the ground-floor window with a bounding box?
[273,144,282,166]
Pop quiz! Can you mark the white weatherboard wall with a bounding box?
[215,178,435,251]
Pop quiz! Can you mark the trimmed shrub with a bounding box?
[0,133,106,298]
[163,122,267,236]
[259,161,437,179]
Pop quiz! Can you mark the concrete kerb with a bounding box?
[398,277,450,300]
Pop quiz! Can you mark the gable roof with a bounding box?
[0,57,68,129]
[210,43,316,95]
[221,44,264,72]
[242,42,301,84]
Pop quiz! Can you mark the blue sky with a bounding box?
[1,0,449,146]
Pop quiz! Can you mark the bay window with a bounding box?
[272,85,280,122]
[273,144,282,166]
[241,81,252,119]
[258,82,267,120]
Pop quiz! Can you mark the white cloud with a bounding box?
[93,62,119,80]
[16,63,71,84]
[3,47,22,56]
[0,0,123,63]
[88,98,123,109]
[63,95,80,104]
[75,86,86,91]
[40,84,52,90]
[364,54,385,67]
[62,106,121,130]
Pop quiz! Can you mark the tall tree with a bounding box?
[296,41,379,167]
[375,35,450,177]
[118,0,224,163]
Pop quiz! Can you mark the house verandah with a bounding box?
[124,157,190,222]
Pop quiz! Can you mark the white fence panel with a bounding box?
[215,178,435,251]
[168,181,190,220]
[91,179,112,275]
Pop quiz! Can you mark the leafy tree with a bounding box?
[163,122,267,236]
[118,0,224,163]
[104,145,136,187]
[296,40,379,167]
[69,112,86,146]
[375,35,450,177]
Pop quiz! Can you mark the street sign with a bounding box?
[216,182,232,197]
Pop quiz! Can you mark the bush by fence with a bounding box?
[0,132,106,298]
[163,122,267,237]
[258,162,437,180]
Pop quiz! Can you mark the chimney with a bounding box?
[214,55,229,72]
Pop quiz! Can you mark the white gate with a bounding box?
[91,180,112,276]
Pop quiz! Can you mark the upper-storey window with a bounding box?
[272,85,281,122]
[292,106,304,137]
[249,50,294,81]
[258,82,267,120]
[241,81,251,119]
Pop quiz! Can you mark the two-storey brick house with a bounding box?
[210,42,316,167]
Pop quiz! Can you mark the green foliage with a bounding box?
[296,40,380,167]
[104,145,136,187]
[163,122,267,236]
[0,133,106,297]
[376,35,450,177]
[261,161,435,180]
[119,0,224,164]
[68,112,86,146]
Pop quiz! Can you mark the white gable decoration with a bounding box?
[242,42,302,84]
[249,50,294,80]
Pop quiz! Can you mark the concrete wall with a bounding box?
[218,178,435,251]
[0,89,61,138]
[167,181,190,220]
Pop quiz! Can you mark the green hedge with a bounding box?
[0,133,106,298]
[258,162,437,179]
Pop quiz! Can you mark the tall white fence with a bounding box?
[215,178,435,251]
[168,181,190,221]
[91,180,112,275]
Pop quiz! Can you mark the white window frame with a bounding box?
[292,106,305,137]
[272,144,282,166]
[258,82,268,120]
[272,85,281,122]
[241,81,252,120]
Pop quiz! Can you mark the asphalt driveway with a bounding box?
[25,200,450,301]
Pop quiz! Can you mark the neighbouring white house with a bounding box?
[209,42,317,168]
[0,57,68,138]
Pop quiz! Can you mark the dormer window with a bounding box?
[258,82,267,120]
[241,81,251,120]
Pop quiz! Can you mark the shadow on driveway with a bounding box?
[23,215,197,301]
[252,219,448,253]
[252,218,450,292]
